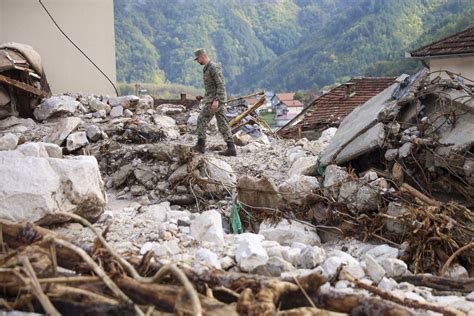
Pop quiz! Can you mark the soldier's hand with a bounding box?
[211,100,219,112]
[196,95,203,101]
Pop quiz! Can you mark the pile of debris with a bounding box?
[0,70,474,315]
[0,42,51,119]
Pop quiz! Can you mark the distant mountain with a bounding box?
[114,0,474,94]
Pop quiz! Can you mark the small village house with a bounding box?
[408,26,474,82]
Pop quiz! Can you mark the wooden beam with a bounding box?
[0,74,47,97]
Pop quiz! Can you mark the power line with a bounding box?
[38,0,119,96]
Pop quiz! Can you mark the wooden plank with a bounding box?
[0,74,47,97]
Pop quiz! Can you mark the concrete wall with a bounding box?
[429,56,474,82]
[0,0,116,95]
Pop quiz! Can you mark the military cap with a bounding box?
[193,48,207,60]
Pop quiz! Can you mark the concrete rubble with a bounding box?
[0,73,473,315]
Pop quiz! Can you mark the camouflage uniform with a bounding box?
[196,61,233,142]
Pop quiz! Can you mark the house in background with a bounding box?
[270,92,304,128]
[408,26,474,81]
[0,0,116,95]
[278,77,398,139]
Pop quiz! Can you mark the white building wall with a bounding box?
[0,0,117,95]
[429,56,474,81]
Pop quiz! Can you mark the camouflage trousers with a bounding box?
[196,102,233,142]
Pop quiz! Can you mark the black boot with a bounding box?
[192,138,205,153]
[219,141,237,156]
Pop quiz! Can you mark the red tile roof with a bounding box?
[274,93,303,107]
[278,77,397,137]
[275,93,296,101]
[410,26,474,58]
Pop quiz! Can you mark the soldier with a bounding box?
[192,49,237,156]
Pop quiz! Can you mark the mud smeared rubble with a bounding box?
[0,72,473,315]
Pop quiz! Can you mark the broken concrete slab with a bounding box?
[335,122,386,164]
[319,75,408,166]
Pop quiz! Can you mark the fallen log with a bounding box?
[394,275,474,293]
[115,276,237,316]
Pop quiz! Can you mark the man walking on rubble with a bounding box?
[192,49,237,156]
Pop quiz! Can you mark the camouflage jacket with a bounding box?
[203,61,227,103]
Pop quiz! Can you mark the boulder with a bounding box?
[190,210,225,246]
[34,96,79,121]
[235,233,269,272]
[0,151,106,225]
[259,219,320,246]
[378,258,407,277]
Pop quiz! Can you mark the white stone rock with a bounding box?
[42,143,63,158]
[279,175,320,205]
[364,255,385,284]
[137,202,171,223]
[259,219,320,246]
[288,157,316,176]
[196,248,221,269]
[34,96,79,120]
[365,244,399,261]
[282,247,301,266]
[197,157,237,194]
[378,258,407,277]
[220,256,236,270]
[108,95,140,108]
[323,165,349,188]
[326,250,359,266]
[152,115,179,139]
[235,233,269,272]
[190,210,225,246]
[0,133,18,151]
[321,256,345,278]
[319,127,338,143]
[0,152,106,224]
[16,143,49,157]
[299,246,325,269]
[252,256,293,276]
[66,132,89,152]
[466,291,474,302]
[378,277,397,292]
[444,263,469,278]
[110,105,124,118]
[340,263,365,280]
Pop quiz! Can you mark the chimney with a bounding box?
[180,93,186,101]
[344,82,356,99]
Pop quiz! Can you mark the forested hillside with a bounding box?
[114,0,474,94]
